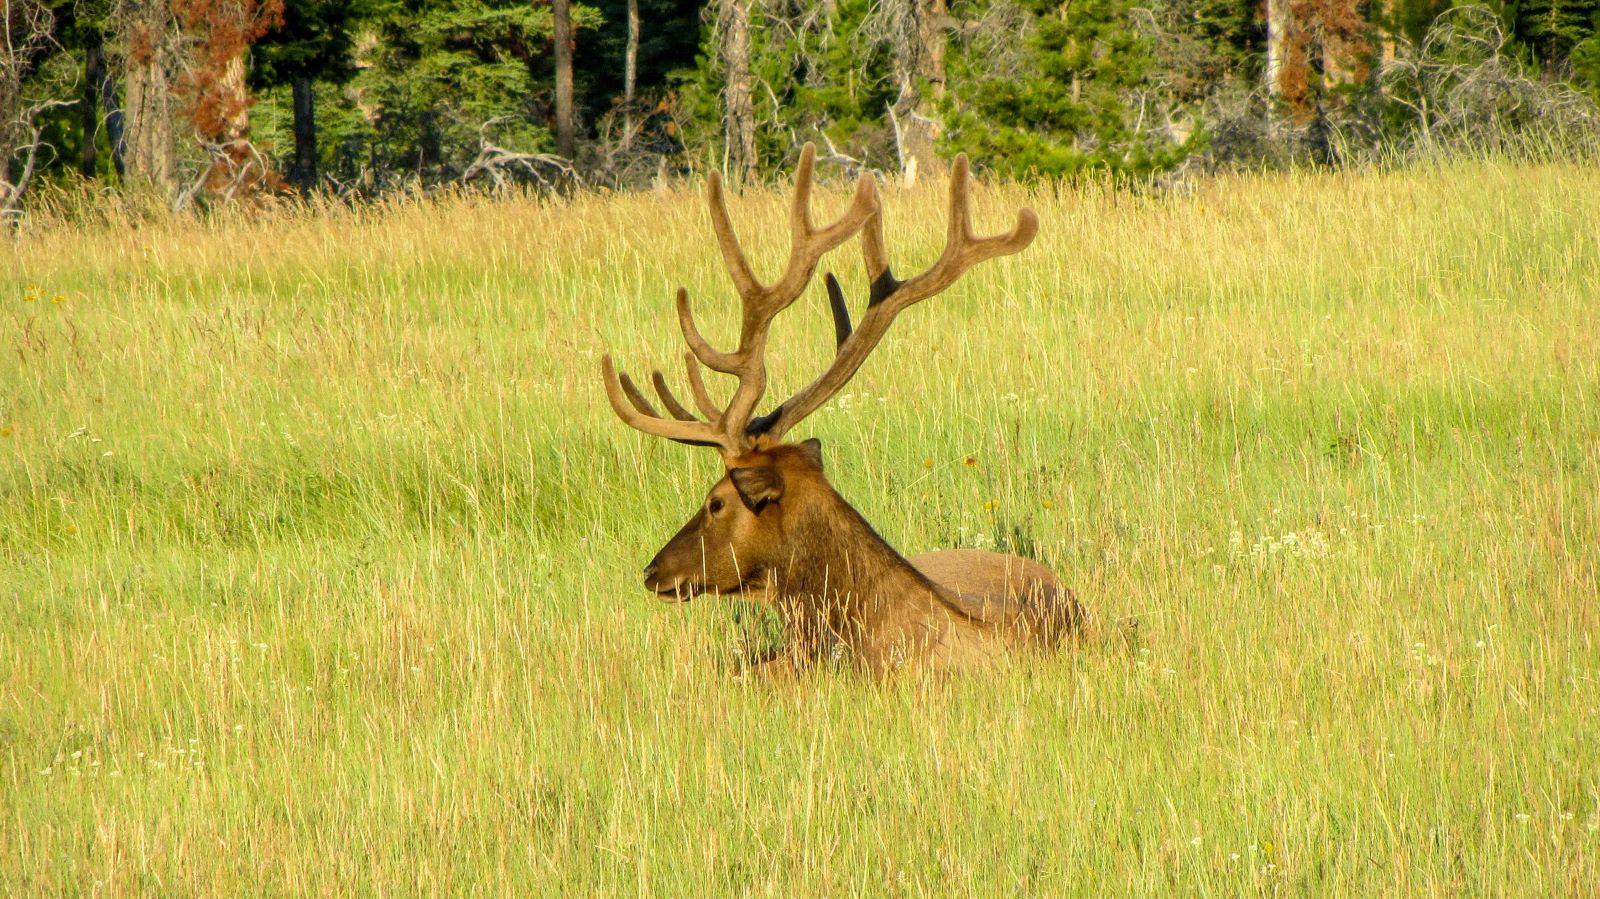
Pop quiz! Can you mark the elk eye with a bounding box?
[708,498,725,515]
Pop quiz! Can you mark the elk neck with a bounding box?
[764,471,945,623]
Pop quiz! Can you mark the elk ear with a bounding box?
[797,437,824,471]
[729,466,783,513]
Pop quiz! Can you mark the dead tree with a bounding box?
[554,0,575,158]
[2,100,75,225]
[623,0,639,150]
[866,0,951,182]
[115,0,183,192]
[2,0,55,180]
[717,0,758,182]
[461,117,580,193]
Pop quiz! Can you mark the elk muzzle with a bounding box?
[642,556,694,602]
[642,511,718,601]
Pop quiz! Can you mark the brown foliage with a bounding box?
[1274,0,1373,123]
[171,0,284,143]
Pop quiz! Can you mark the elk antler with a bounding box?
[601,147,1036,455]
[745,153,1038,440]
[602,142,880,455]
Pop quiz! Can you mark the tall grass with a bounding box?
[3,160,1598,895]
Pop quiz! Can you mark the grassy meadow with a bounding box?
[3,160,1599,895]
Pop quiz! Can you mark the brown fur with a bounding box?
[643,440,1082,676]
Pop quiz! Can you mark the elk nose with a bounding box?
[642,562,659,586]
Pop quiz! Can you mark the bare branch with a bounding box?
[2,99,76,226]
[461,117,581,194]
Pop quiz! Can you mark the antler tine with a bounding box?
[887,154,1039,316]
[824,272,853,349]
[697,142,881,449]
[751,153,1039,441]
[649,371,699,421]
[600,144,883,455]
[682,351,722,421]
[617,370,663,418]
[600,355,729,449]
[705,170,764,305]
[764,147,883,315]
[674,287,737,374]
[703,144,879,328]
[762,145,883,323]
[862,199,898,305]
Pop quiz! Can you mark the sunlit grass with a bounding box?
[3,160,1598,894]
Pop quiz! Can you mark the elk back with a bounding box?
[909,549,1082,646]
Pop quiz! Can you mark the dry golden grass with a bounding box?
[2,159,1598,894]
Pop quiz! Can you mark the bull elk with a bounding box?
[602,144,1081,676]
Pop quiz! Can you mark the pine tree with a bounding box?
[251,0,360,189]
[939,0,1191,178]
[341,0,599,185]
[1573,32,1600,92]
[677,0,897,175]
[1514,0,1600,72]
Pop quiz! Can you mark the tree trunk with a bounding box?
[124,56,176,191]
[219,53,251,145]
[886,0,945,181]
[290,75,317,190]
[119,0,178,192]
[1265,0,1294,99]
[2,0,54,181]
[623,0,639,149]
[719,0,757,182]
[553,0,575,158]
[99,59,126,178]
[81,39,106,177]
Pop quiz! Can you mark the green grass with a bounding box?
[3,161,1599,895]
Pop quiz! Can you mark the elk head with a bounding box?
[641,437,825,600]
[602,144,1038,602]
